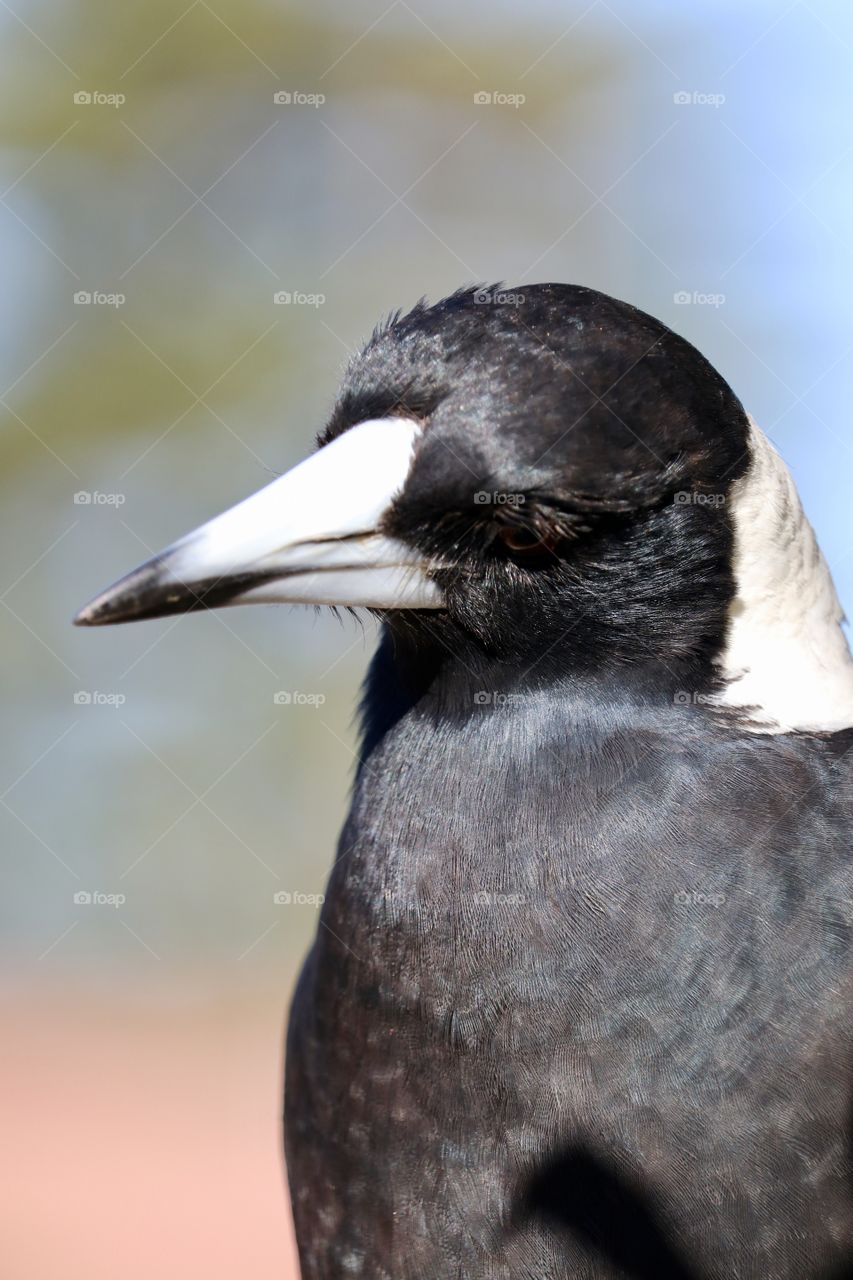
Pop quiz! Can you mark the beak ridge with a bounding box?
[73,417,445,625]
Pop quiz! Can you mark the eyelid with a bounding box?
[495,523,561,556]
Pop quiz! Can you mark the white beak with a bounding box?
[74,417,444,625]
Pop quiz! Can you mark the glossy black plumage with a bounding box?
[284,285,852,1279]
[288,681,852,1278]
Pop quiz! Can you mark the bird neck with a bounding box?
[359,619,718,765]
[713,420,853,734]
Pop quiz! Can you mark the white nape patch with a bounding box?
[714,418,853,734]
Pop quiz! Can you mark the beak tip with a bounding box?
[72,596,121,626]
[72,569,158,627]
[73,603,103,626]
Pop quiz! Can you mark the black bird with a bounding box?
[76,284,853,1279]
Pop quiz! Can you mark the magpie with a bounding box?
[76,284,853,1280]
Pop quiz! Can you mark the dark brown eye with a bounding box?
[496,524,559,558]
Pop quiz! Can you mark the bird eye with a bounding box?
[495,523,559,559]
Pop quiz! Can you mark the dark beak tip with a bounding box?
[72,556,180,628]
[73,604,105,627]
[71,558,246,628]
[72,565,158,627]
[72,595,124,626]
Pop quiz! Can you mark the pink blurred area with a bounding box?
[1,981,301,1279]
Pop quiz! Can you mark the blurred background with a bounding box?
[2,1,852,1275]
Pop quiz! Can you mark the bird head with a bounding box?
[75,283,755,682]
